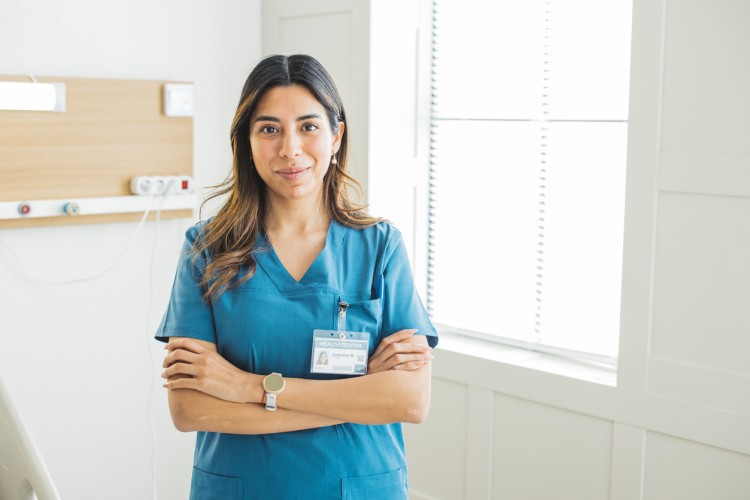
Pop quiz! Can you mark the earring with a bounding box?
[331,154,338,166]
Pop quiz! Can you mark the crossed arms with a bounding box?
[162,330,433,434]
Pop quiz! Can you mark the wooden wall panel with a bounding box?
[0,75,193,226]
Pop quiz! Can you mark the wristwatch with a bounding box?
[262,372,286,411]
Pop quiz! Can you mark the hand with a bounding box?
[368,329,433,374]
[162,337,261,404]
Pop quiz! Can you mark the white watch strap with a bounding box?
[265,392,278,411]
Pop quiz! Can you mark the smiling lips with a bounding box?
[276,167,311,182]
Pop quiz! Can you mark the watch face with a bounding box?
[265,374,284,392]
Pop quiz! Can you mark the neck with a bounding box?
[264,196,329,235]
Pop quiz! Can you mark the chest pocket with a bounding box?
[338,297,383,347]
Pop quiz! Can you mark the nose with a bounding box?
[279,131,302,159]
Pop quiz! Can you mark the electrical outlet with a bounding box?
[130,175,194,196]
[130,176,153,195]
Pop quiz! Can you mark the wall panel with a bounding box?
[405,377,469,500]
[643,433,750,500]
[650,192,750,376]
[660,0,750,155]
[491,395,613,500]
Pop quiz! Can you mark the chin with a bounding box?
[278,185,317,200]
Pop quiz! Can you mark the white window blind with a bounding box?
[427,0,633,362]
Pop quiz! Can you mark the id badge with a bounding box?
[310,330,370,375]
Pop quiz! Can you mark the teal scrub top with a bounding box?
[156,220,438,500]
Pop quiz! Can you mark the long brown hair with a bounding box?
[194,54,380,302]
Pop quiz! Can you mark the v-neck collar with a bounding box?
[254,220,347,293]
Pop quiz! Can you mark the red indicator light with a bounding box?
[18,203,31,216]
[181,180,189,190]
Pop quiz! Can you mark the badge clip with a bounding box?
[338,301,349,332]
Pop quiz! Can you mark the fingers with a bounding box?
[165,337,206,354]
[163,375,199,390]
[372,338,431,363]
[368,349,433,374]
[390,360,430,371]
[162,362,199,380]
[162,339,207,383]
[380,351,433,371]
[162,346,199,369]
[371,329,418,358]
[368,330,433,374]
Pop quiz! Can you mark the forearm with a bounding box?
[163,335,433,428]
[168,387,343,434]
[278,365,432,425]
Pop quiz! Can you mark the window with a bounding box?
[427,0,633,362]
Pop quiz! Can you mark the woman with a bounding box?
[157,54,437,499]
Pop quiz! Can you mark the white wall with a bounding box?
[0,1,261,499]
[405,0,750,499]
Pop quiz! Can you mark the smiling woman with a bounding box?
[155,54,437,500]
[250,85,344,209]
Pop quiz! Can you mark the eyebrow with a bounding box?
[253,113,323,123]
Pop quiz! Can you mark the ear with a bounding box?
[332,121,345,154]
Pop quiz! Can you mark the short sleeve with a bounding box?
[154,226,217,344]
[380,229,438,348]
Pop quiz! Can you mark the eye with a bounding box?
[301,123,319,132]
[258,125,278,134]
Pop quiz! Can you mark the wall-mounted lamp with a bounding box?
[0,82,66,112]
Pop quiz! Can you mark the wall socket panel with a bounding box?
[130,175,194,196]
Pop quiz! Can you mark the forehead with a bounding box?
[252,84,325,119]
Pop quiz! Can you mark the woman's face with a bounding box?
[249,84,344,206]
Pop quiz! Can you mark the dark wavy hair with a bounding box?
[194,54,380,302]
